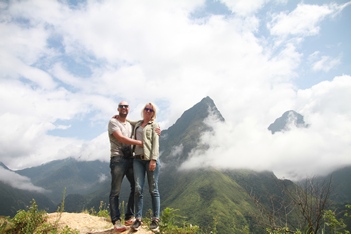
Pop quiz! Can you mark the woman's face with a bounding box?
[143,104,154,120]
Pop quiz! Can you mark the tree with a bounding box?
[252,176,335,233]
[288,176,333,233]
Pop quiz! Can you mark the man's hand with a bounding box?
[155,127,161,136]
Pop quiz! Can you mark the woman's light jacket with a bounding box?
[133,120,160,161]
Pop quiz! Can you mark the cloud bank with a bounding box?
[180,75,351,180]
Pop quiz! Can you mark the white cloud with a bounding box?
[169,144,184,158]
[77,132,110,163]
[268,3,335,37]
[220,0,267,16]
[0,167,47,193]
[98,173,108,183]
[308,52,340,72]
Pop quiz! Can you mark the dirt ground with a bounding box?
[46,212,153,234]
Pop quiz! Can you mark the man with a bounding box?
[108,101,143,232]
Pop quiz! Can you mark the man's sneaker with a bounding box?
[131,219,142,231]
[125,217,136,226]
[150,219,159,232]
[114,220,127,232]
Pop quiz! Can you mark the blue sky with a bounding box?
[1,0,351,185]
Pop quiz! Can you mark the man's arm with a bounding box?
[155,127,161,136]
[113,130,143,146]
[127,119,138,127]
[127,119,161,136]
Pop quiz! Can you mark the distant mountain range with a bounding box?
[1,96,350,232]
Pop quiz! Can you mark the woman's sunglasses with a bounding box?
[144,107,154,113]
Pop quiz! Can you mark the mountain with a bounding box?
[0,181,56,217]
[0,163,57,216]
[0,161,11,170]
[268,110,309,134]
[157,96,226,201]
[159,96,224,166]
[16,158,109,203]
[163,168,259,233]
[319,165,351,204]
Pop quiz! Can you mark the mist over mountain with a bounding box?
[159,96,224,167]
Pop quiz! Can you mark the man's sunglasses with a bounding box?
[144,107,154,112]
[119,105,129,108]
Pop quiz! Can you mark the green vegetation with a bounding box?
[93,201,109,218]
[265,204,351,234]
[0,199,79,234]
[140,207,199,234]
[162,169,262,233]
[158,207,199,233]
[0,189,79,234]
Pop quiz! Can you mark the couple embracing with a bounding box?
[108,101,161,232]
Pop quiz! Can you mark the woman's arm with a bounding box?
[150,123,160,160]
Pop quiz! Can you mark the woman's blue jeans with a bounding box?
[109,156,135,223]
[133,158,160,219]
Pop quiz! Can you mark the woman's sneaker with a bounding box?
[131,219,142,231]
[114,220,127,232]
[150,219,159,232]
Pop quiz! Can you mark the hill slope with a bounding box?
[163,168,265,233]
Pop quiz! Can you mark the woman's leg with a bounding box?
[133,159,146,219]
[147,160,161,219]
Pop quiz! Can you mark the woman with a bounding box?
[131,102,161,232]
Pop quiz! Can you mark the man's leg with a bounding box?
[109,156,125,224]
[124,157,135,221]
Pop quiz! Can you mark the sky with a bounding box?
[0,0,351,190]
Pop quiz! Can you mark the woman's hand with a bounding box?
[149,160,156,171]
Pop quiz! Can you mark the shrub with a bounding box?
[158,207,199,234]
[8,199,48,233]
[0,195,79,234]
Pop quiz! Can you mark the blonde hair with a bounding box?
[141,102,157,121]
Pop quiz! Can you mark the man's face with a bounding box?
[118,102,129,118]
